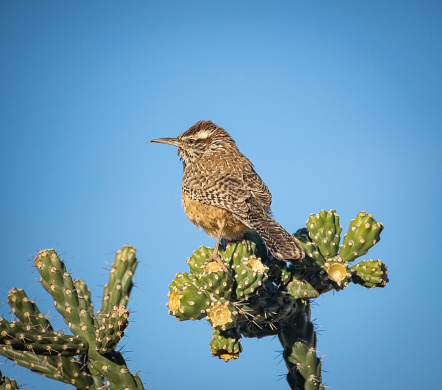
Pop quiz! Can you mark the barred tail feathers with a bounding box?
[247,211,304,260]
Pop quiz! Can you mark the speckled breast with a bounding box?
[182,192,249,240]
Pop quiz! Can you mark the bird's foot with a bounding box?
[203,251,230,275]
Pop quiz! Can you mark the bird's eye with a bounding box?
[188,139,195,145]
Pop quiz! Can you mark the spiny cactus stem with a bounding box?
[0,246,144,389]
[34,249,96,340]
[0,345,94,387]
[8,288,53,332]
[0,369,20,390]
[278,302,324,390]
[166,210,387,390]
[100,245,138,317]
[86,349,141,390]
[0,318,88,356]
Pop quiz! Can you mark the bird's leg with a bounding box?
[205,220,229,273]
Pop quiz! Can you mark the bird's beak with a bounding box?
[148,137,180,147]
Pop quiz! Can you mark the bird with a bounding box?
[149,120,304,271]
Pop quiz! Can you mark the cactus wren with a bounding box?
[150,120,304,270]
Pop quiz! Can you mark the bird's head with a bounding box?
[149,120,237,167]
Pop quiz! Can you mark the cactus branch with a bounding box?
[0,245,144,389]
[166,210,388,389]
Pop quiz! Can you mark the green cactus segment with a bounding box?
[74,279,95,319]
[206,298,238,331]
[0,309,93,387]
[284,342,324,390]
[277,264,293,285]
[209,328,243,362]
[95,306,130,354]
[101,245,138,314]
[286,268,322,299]
[198,271,232,300]
[286,277,320,299]
[339,211,384,262]
[86,350,143,390]
[278,301,324,390]
[1,345,93,387]
[350,259,389,288]
[307,210,342,258]
[0,370,20,390]
[0,346,93,388]
[0,318,88,356]
[34,249,95,339]
[167,273,211,321]
[223,240,258,268]
[233,255,268,299]
[293,229,325,267]
[183,246,233,299]
[7,288,53,332]
[186,246,218,276]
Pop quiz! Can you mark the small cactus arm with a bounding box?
[0,245,145,390]
[166,210,388,390]
[0,370,20,390]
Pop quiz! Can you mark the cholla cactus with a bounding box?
[0,370,19,390]
[295,210,387,290]
[0,245,144,390]
[166,210,388,390]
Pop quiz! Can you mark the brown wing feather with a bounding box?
[243,164,272,208]
[182,153,270,220]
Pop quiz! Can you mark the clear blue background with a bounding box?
[1,1,441,389]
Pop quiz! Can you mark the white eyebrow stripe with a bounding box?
[197,129,213,139]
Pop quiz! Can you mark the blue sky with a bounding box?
[1,1,441,389]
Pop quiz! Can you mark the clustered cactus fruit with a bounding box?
[0,245,143,390]
[167,210,388,389]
